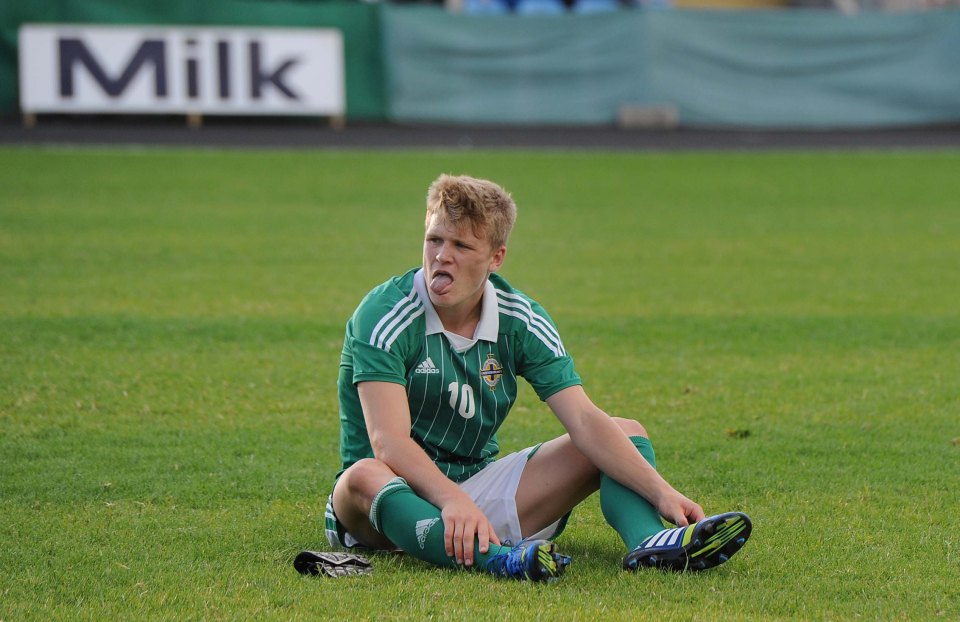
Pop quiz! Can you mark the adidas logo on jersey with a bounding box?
[415,518,440,549]
[415,357,440,374]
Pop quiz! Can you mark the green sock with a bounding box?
[600,436,666,550]
[369,477,512,569]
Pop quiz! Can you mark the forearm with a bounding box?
[370,434,469,509]
[358,381,470,510]
[564,406,678,505]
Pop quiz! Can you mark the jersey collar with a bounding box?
[413,268,499,342]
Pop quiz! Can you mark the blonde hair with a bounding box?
[425,174,517,249]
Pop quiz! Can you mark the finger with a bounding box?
[488,524,501,547]
[674,512,689,527]
[462,520,477,567]
[453,521,465,565]
[443,518,454,558]
[482,520,501,551]
[691,505,705,523]
[477,522,490,555]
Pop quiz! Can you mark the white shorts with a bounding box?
[458,445,565,545]
[326,445,568,550]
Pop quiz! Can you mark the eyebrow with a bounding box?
[425,227,474,243]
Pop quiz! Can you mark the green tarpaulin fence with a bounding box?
[382,6,960,127]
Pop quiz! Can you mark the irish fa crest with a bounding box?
[480,353,503,391]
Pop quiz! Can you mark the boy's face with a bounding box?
[422,214,505,314]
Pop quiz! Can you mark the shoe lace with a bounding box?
[484,544,527,578]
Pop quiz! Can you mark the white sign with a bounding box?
[19,24,345,116]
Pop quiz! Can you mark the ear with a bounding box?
[488,245,507,272]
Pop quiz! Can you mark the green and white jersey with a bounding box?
[337,268,581,482]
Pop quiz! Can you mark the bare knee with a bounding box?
[612,417,648,439]
[331,458,397,549]
[337,458,397,503]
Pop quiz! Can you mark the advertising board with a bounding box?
[19,24,345,116]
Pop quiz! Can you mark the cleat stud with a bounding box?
[736,537,746,545]
[719,554,729,563]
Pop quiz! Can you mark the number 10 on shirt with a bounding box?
[447,382,476,419]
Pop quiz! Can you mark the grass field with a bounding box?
[1,145,959,620]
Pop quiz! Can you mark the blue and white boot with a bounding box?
[485,539,571,582]
[624,512,752,572]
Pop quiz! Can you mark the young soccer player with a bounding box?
[322,174,751,581]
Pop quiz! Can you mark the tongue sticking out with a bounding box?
[430,273,453,294]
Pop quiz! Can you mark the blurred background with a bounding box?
[2,0,959,140]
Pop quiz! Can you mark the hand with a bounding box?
[440,496,501,567]
[655,488,706,528]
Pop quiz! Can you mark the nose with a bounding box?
[435,241,452,263]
